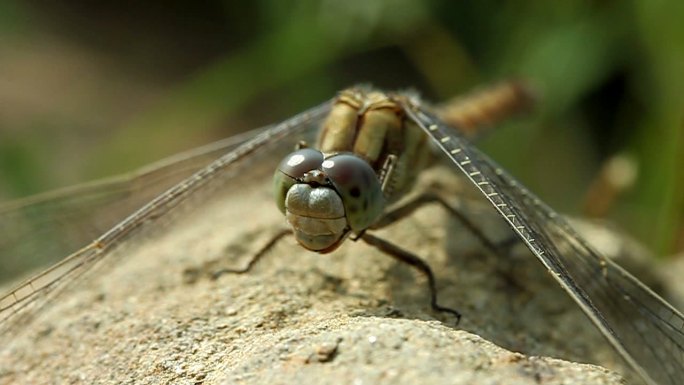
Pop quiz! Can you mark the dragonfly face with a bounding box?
[273,149,384,252]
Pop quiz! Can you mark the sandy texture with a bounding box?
[2,167,669,385]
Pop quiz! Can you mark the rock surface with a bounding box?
[3,166,676,385]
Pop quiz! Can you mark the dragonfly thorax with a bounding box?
[273,148,385,252]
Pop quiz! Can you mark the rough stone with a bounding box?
[2,166,678,385]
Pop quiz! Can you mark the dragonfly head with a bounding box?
[273,149,385,252]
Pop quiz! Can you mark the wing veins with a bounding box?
[0,99,333,335]
[403,101,684,385]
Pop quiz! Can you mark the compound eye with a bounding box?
[274,148,324,214]
[278,148,324,179]
[322,154,384,231]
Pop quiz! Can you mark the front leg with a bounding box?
[373,191,503,255]
[212,229,293,278]
[360,232,461,321]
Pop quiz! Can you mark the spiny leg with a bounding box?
[366,191,528,317]
[374,191,528,295]
[360,233,461,321]
[212,228,292,279]
[373,191,504,255]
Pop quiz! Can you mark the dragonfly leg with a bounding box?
[360,232,461,321]
[373,192,502,256]
[371,192,526,290]
[212,229,293,279]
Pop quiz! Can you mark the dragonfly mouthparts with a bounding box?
[301,169,328,185]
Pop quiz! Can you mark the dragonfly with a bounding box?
[0,84,682,385]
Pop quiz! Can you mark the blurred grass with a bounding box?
[0,0,682,256]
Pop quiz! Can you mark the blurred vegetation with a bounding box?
[0,0,682,256]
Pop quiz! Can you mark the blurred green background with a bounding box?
[0,1,682,256]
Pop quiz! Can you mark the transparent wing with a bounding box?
[0,82,532,339]
[0,127,268,283]
[0,99,332,335]
[403,101,684,385]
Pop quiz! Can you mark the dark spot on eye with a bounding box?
[349,186,361,198]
